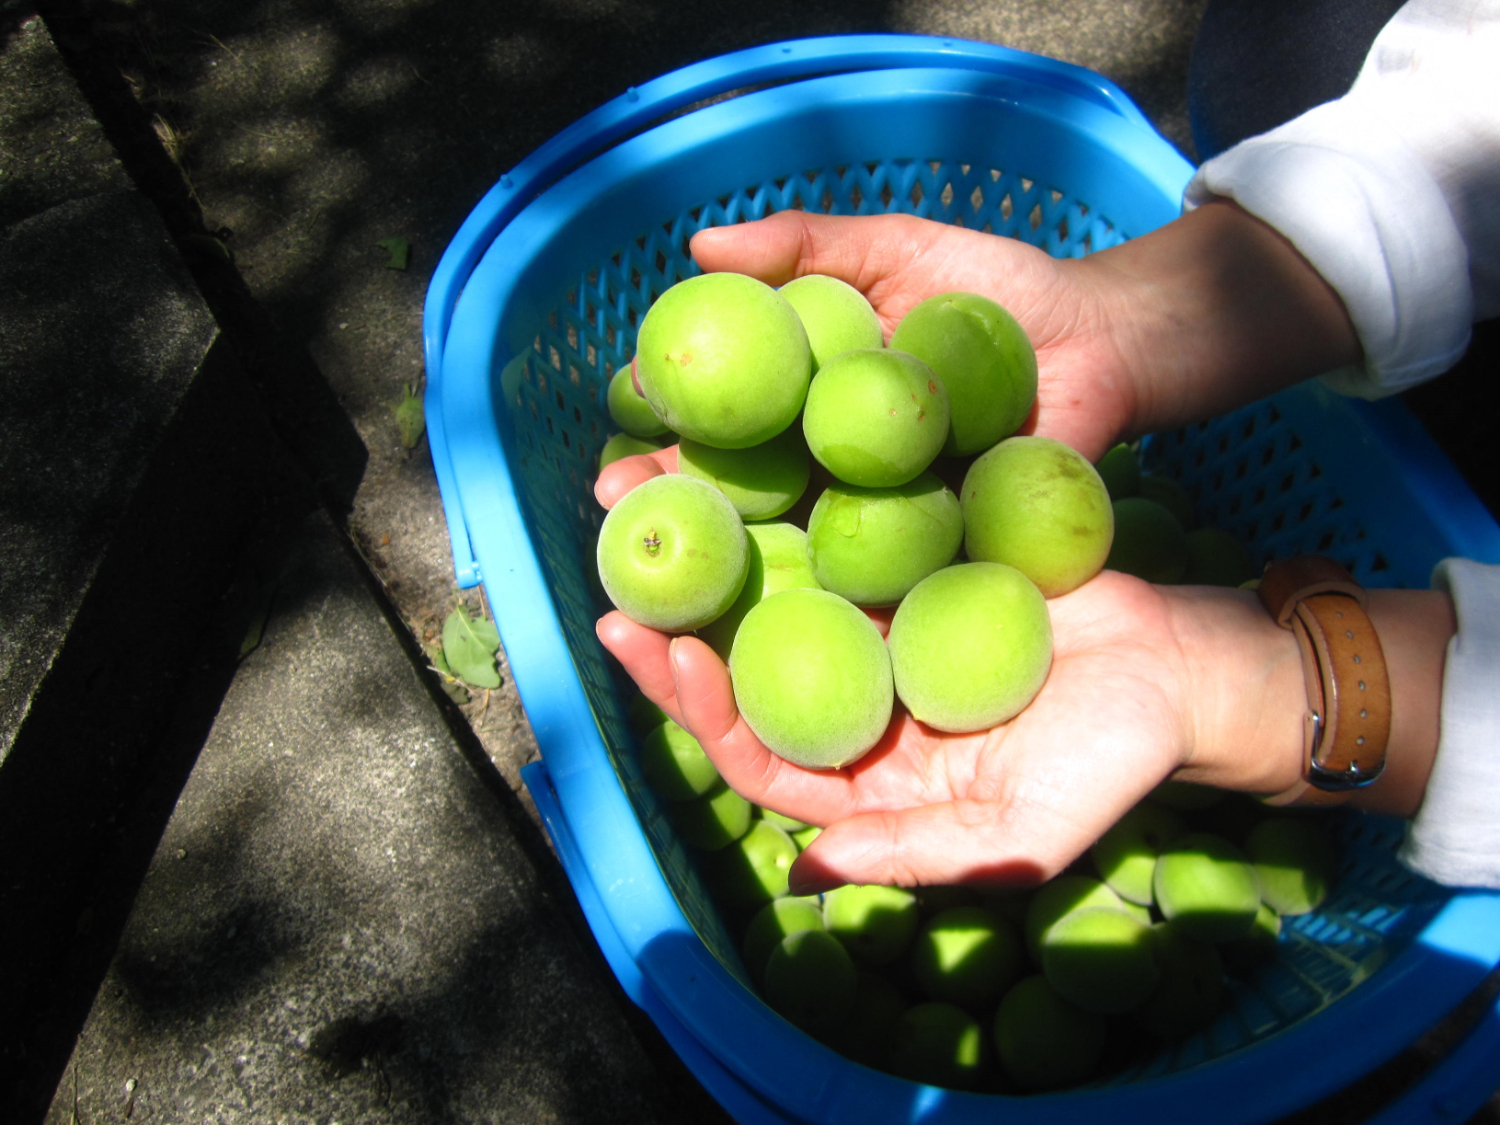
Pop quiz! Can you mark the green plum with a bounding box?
[1192,792,1276,849]
[763,929,859,1037]
[596,473,749,631]
[635,272,811,448]
[779,274,884,372]
[978,886,1034,927]
[993,974,1107,1090]
[1134,923,1227,1037]
[890,292,1037,456]
[598,431,668,471]
[805,471,963,606]
[1024,875,1133,965]
[1153,833,1262,943]
[639,719,720,801]
[607,366,669,437]
[825,971,910,1069]
[667,779,752,851]
[791,825,821,850]
[802,349,950,487]
[742,896,826,986]
[677,427,811,520]
[1139,474,1196,529]
[823,884,921,967]
[729,588,894,768]
[626,692,668,735]
[917,886,983,916]
[1183,527,1257,587]
[1106,497,1188,584]
[757,806,810,832]
[709,819,800,911]
[696,520,821,660]
[1041,906,1161,1015]
[911,905,1024,1011]
[961,436,1114,598]
[1089,801,1188,906]
[1220,901,1282,976]
[1246,817,1338,916]
[886,1002,989,1090]
[1095,443,1142,500]
[888,562,1053,733]
[1150,780,1226,810]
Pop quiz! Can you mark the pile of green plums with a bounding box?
[598,272,1337,1090]
[627,694,1341,1093]
[597,271,1117,769]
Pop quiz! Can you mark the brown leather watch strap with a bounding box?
[1258,557,1391,806]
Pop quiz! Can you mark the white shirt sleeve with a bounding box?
[1183,0,1500,398]
[1397,560,1500,889]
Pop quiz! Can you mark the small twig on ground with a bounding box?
[202,31,242,64]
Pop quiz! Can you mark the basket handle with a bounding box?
[423,33,1154,380]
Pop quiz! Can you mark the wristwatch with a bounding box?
[1257,556,1391,806]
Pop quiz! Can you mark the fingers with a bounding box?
[666,634,742,748]
[593,445,678,509]
[788,799,1067,894]
[690,211,811,285]
[666,635,867,823]
[596,611,683,725]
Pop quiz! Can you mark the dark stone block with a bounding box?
[40,512,727,1125]
[0,12,129,227]
[0,190,291,1106]
[1,190,220,760]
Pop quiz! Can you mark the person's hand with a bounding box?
[598,575,1312,892]
[691,209,1136,462]
[594,209,1122,511]
[595,201,1365,511]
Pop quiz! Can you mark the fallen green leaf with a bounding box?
[396,383,425,449]
[442,606,501,689]
[424,640,452,676]
[424,640,472,704]
[377,236,410,270]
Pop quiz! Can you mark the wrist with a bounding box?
[1162,586,1306,794]
[1080,200,1362,440]
[1161,585,1453,815]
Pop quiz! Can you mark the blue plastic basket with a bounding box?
[425,35,1500,1124]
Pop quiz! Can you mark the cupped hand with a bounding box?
[593,210,1136,509]
[690,210,1139,462]
[597,569,1196,893]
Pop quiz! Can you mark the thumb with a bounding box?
[593,444,677,509]
[689,211,915,292]
[690,211,812,286]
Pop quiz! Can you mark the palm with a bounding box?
[689,210,1137,461]
[597,570,1190,891]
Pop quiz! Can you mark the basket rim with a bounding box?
[424,41,1500,1125]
